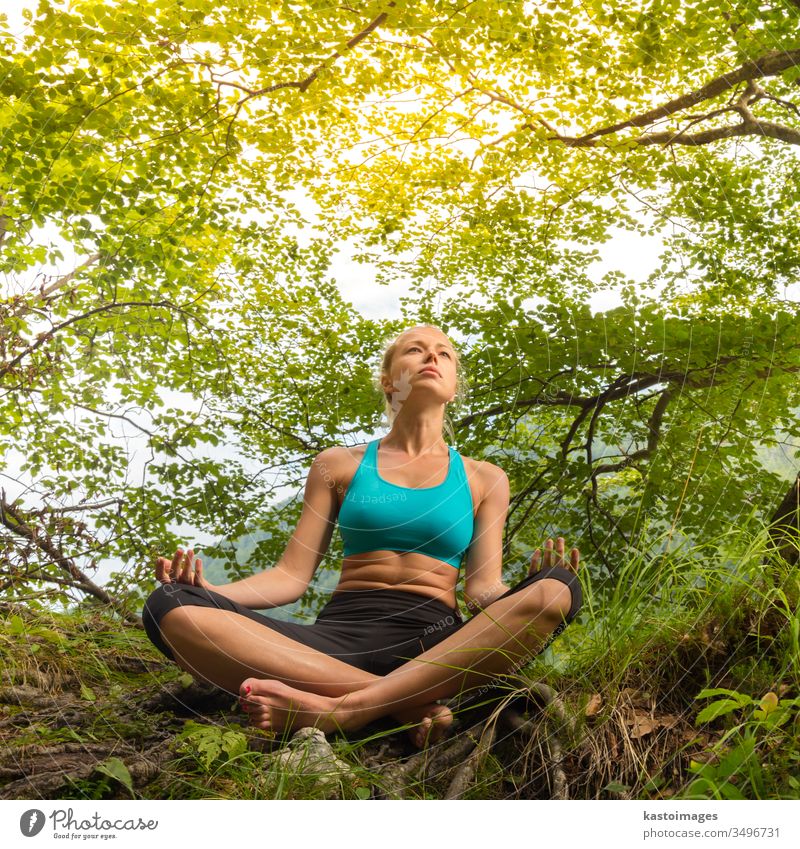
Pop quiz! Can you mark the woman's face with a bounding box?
[384,327,457,408]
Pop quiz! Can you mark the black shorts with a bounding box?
[141,565,582,677]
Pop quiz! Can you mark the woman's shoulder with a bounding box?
[459,451,506,478]
[316,442,370,464]
[312,443,370,483]
[459,454,509,505]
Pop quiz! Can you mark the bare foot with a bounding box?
[238,678,452,748]
[239,678,362,736]
[397,702,453,748]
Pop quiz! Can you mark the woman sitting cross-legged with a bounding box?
[142,323,582,749]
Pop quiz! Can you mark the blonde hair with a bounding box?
[373,324,469,444]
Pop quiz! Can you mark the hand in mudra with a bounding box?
[155,547,215,589]
[529,536,580,576]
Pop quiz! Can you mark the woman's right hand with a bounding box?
[155,547,215,589]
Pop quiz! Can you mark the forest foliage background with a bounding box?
[1,0,799,621]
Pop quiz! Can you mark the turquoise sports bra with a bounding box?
[337,438,475,570]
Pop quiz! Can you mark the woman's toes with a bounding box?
[415,717,432,748]
[245,704,271,728]
[240,678,257,698]
[408,704,453,748]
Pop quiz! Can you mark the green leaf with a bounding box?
[718,781,746,801]
[95,756,134,794]
[688,758,715,779]
[715,737,754,780]
[221,730,247,760]
[604,781,631,795]
[34,628,63,644]
[684,778,715,798]
[695,699,744,724]
[695,688,752,705]
[80,683,97,702]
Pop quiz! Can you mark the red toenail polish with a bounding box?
[245,685,251,693]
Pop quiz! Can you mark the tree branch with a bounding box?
[1,299,185,378]
[553,49,800,148]
[592,388,673,475]
[7,252,105,320]
[180,0,397,103]
[0,490,140,626]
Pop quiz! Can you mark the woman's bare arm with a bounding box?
[462,464,511,614]
[204,450,342,609]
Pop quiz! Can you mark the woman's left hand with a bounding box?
[156,547,215,589]
[529,537,580,576]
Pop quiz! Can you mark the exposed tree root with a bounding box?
[0,685,74,710]
[443,720,498,799]
[424,722,482,774]
[369,682,573,799]
[0,740,174,799]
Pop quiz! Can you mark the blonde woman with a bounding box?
[143,324,582,748]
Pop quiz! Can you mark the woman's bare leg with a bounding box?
[157,606,451,746]
[239,578,573,735]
